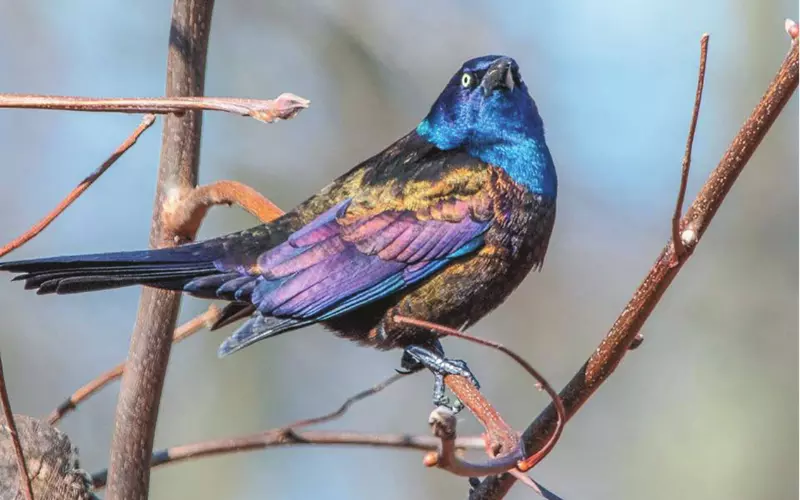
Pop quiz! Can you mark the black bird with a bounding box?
[0,55,557,411]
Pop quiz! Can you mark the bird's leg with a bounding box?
[397,340,480,413]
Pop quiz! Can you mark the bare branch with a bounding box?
[471,30,799,500]
[46,305,220,425]
[0,355,34,500]
[88,360,557,497]
[0,114,156,258]
[106,2,215,497]
[786,18,798,39]
[672,34,709,261]
[90,430,486,489]
[93,370,475,490]
[0,93,309,124]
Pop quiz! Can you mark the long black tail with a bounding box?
[0,245,222,295]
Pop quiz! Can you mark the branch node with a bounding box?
[428,406,457,441]
[249,93,310,123]
[628,333,645,350]
[786,19,798,39]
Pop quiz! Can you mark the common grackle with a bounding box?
[0,55,557,411]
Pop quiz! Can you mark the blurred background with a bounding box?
[0,1,797,499]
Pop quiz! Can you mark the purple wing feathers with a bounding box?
[203,198,490,321]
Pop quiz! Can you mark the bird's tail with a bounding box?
[0,245,222,295]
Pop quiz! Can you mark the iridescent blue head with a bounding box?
[417,55,557,198]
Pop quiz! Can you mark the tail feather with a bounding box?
[217,314,311,357]
[0,247,221,295]
[211,302,257,331]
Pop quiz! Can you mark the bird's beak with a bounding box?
[480,58,515,96]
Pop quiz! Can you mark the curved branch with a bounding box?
[165,180,285,242]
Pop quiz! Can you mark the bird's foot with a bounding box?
[397,343,480,413]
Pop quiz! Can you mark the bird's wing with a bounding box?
[194,185,494,318]
[193,150,496,356]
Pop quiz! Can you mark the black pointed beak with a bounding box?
[480,58,515,96]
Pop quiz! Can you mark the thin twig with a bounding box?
[0,115,156,258]
[282,372,406,430]
[471,30,799,500]
[394,316,565,471]
[672,34,709,261]
[90,431,486,489]
[46,305,220,425]
[0,93,309,124]
[0,354,34,500]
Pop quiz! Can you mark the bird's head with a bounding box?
[417,55,556,197]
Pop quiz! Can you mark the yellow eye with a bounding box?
[461,72,473,88]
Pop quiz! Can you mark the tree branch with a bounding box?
[106,2,215,498]
[0,354,34,500]
[0,114,156,258]
[91,430,486,490]
[471,30,798,500]
[92,369,482,490]
[0,93,309,124]
[89,369,565,498]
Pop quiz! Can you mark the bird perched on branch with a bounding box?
[0,55,557,411]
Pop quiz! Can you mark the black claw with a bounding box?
[399,347,426,374]
[399,343,480,413]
